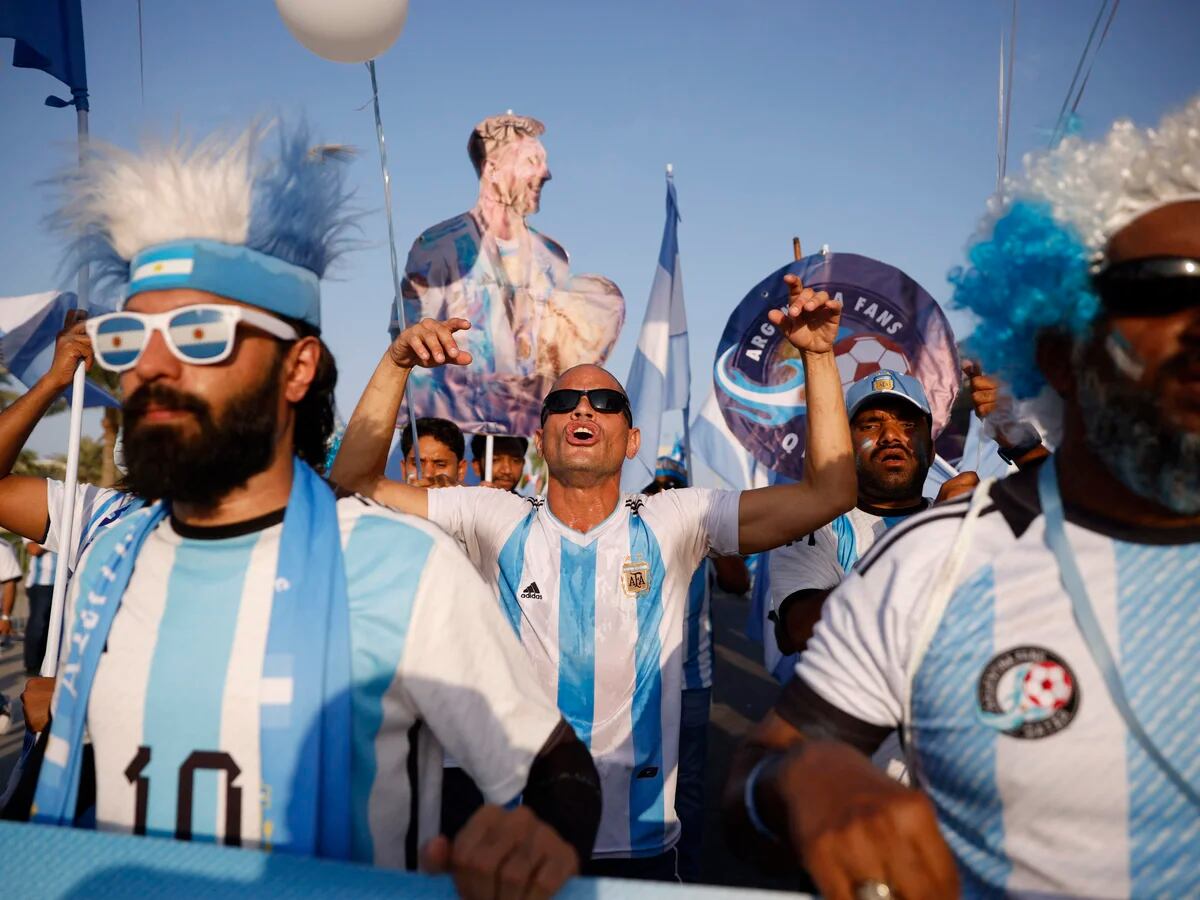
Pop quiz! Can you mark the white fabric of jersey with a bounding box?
[59,495,561,869]
[427,485,740,858]
[44,480,135,571]
[796,468,1200,897]
[0,540,20,583]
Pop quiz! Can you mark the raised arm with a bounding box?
[0,311,94,543]
[328,317,474,516]
[737,275,857,554]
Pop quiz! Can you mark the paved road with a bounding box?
[0,587,801,893]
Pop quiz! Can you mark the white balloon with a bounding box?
[275,0,409,64]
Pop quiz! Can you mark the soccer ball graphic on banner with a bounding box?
[1021,660,1074,710]
[833,333,911,390]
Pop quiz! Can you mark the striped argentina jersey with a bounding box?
[59,495,560,868]
[682,565,714,691]
[428,485,740,857]
[45,479,140,571]
[795,465,1200,897]
[24,547,57,588]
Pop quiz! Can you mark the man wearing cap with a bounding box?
[723,99,1200,899]
[333,271,857,879]
[769,369,938,658]
[4,124,601,898]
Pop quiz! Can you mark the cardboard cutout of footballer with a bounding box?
[389,114,625,436]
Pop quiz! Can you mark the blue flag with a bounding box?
[0,0,89,110]
[622,174,690,491]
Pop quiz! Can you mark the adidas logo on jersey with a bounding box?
[520,582,543,600]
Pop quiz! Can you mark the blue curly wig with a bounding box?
[950,201,1100,399]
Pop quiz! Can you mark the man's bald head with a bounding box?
[550,364,625,395]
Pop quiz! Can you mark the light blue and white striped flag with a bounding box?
[689,389,769,492]
[622,174,690,491]
[0,291,117,407]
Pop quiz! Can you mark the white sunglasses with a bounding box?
[85,304,299,373]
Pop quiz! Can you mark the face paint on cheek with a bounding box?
[1104,329,1147,381]
[859,439,876,453]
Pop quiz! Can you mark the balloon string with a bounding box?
[366,59,422,479]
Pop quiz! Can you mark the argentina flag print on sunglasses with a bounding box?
[85,304,299,373]
[540,388,633,426]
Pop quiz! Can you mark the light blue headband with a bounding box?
[125,238,321,329]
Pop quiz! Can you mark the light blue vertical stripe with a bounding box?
[556,540,597,747]
[1113,541,1200,895]
[831,514,858,572]
[682,567,706,691]
[911,565,1008,896]
[628,518,667,852]
[141,532,258,842]
[495,510,537,638]
[343,516,434,864]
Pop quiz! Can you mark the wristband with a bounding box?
[0,614,11,622]
[743,754,781,840]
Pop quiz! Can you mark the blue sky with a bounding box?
[4,0,1198,457]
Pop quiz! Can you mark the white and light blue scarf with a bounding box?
[33,459,352,859]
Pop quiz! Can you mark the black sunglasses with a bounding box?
[1092,256,1200,317]
[540,388,633,426]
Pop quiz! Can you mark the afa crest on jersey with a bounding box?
[621,559,651,598]
[976,645,1080,739]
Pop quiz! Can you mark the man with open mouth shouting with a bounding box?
[332,273,857,881]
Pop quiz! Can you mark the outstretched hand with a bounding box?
[389,317,474,370]
[768,274,842,355]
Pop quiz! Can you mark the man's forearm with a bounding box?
[0,378,64,479]
[800,350,855,499]
[329,352,411,496]
[736,352,855,553]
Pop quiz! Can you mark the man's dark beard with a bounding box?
[1076,346,1200,515]
[856,447,929,503]
[120,369,282,508]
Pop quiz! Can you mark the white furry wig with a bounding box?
[950,96,1200,403]
[52,120,359,321]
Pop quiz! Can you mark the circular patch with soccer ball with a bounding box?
[976,646,1080,739]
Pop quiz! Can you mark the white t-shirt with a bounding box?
[768,503,929,617]
[58,495,561,869]
[794,465,1200,897]
[0,541,21,584]
[427,485,741,858]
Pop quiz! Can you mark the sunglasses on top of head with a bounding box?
[1092,256,1200,317]
[540,388,633,426]
[84,304,299,373]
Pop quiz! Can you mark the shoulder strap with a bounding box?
[901,481,995,751]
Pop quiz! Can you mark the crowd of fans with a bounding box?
[0,95,1196,900]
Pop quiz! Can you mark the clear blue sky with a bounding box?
[4,0,1198,456]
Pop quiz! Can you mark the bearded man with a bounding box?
[389,114,625,436]
[0,123,599,900]
[723,98,1200,900]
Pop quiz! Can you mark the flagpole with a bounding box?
[43,105,91,677]
[366,59,423,480]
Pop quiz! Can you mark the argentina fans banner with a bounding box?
[713,252,959,481]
